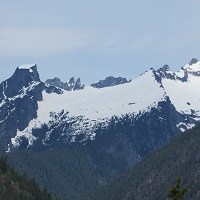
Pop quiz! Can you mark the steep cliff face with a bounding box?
[0,64,62,151]
[0,65,41,150]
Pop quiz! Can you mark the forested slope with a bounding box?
[0,157,58,200]
[85,123,200,200]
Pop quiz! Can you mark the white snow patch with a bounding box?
[11,129,37,147]
[18,64,36,72]
[2,81,8,100]
[183,61,200,72]
[175,70,185,79]
[162,74,200,117]
[37,70,166,122]
[176,122,195,132]
[0,100,6,108]
[18,64,36,69]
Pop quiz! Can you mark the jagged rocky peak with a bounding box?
[74,78,85,90]
[183,58,200,77]
[16,64,40,82]
[156,64,175,80]
[68,77,74,83]
[0,64,41,100]
[45,77,63,88]
[45,77,85,91]
[159,64,170,72]
[155,59,200,82]
[189,58,198,66]
[91,76,131,88]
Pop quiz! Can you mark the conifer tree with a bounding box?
[168,178,187,200]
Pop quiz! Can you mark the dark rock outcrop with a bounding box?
[189,58,198,65]
[0,65,61,151]
[45,77,85,91]
[91,76,131,88]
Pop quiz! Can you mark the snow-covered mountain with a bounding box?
[0,60,200,162]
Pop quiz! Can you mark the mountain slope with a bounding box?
[0,156,56,200]
[0,64,61,152]
[7,146,128,200]
[85,123,200,200]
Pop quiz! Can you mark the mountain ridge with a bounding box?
[0,59,199,153]
[1,58,199,199]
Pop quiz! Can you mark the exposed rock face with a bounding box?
[185,58,200,77]
[0,65,41,150]
[91,76,131,88]
[189,58,198,65]
[156,65,175,80]
[0,65,62,151]
[45,77,85,91]
[155,60,200,82]
[0,65,40,100]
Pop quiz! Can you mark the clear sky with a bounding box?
[0,0,200,84]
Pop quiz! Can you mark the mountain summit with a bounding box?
[0,64,40,101]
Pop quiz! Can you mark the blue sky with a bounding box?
[0,0,200,84]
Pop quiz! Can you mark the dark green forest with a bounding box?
[85,123,200,200]
[4,122,200,200]
[0,156,60,200]
[6,146,127,200]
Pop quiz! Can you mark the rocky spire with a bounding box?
[45,77,85,91]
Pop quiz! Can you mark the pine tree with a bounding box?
[168,178,187,200]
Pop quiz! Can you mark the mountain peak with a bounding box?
[156,64,175,80]
[189,58,198,66]
[45,77,85,91]
[91,76,131,88]
[181,58,200,77]
[18,64,36,69]
[0,64,41,100]
[15,64,40,82]
[160,64,170,71]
